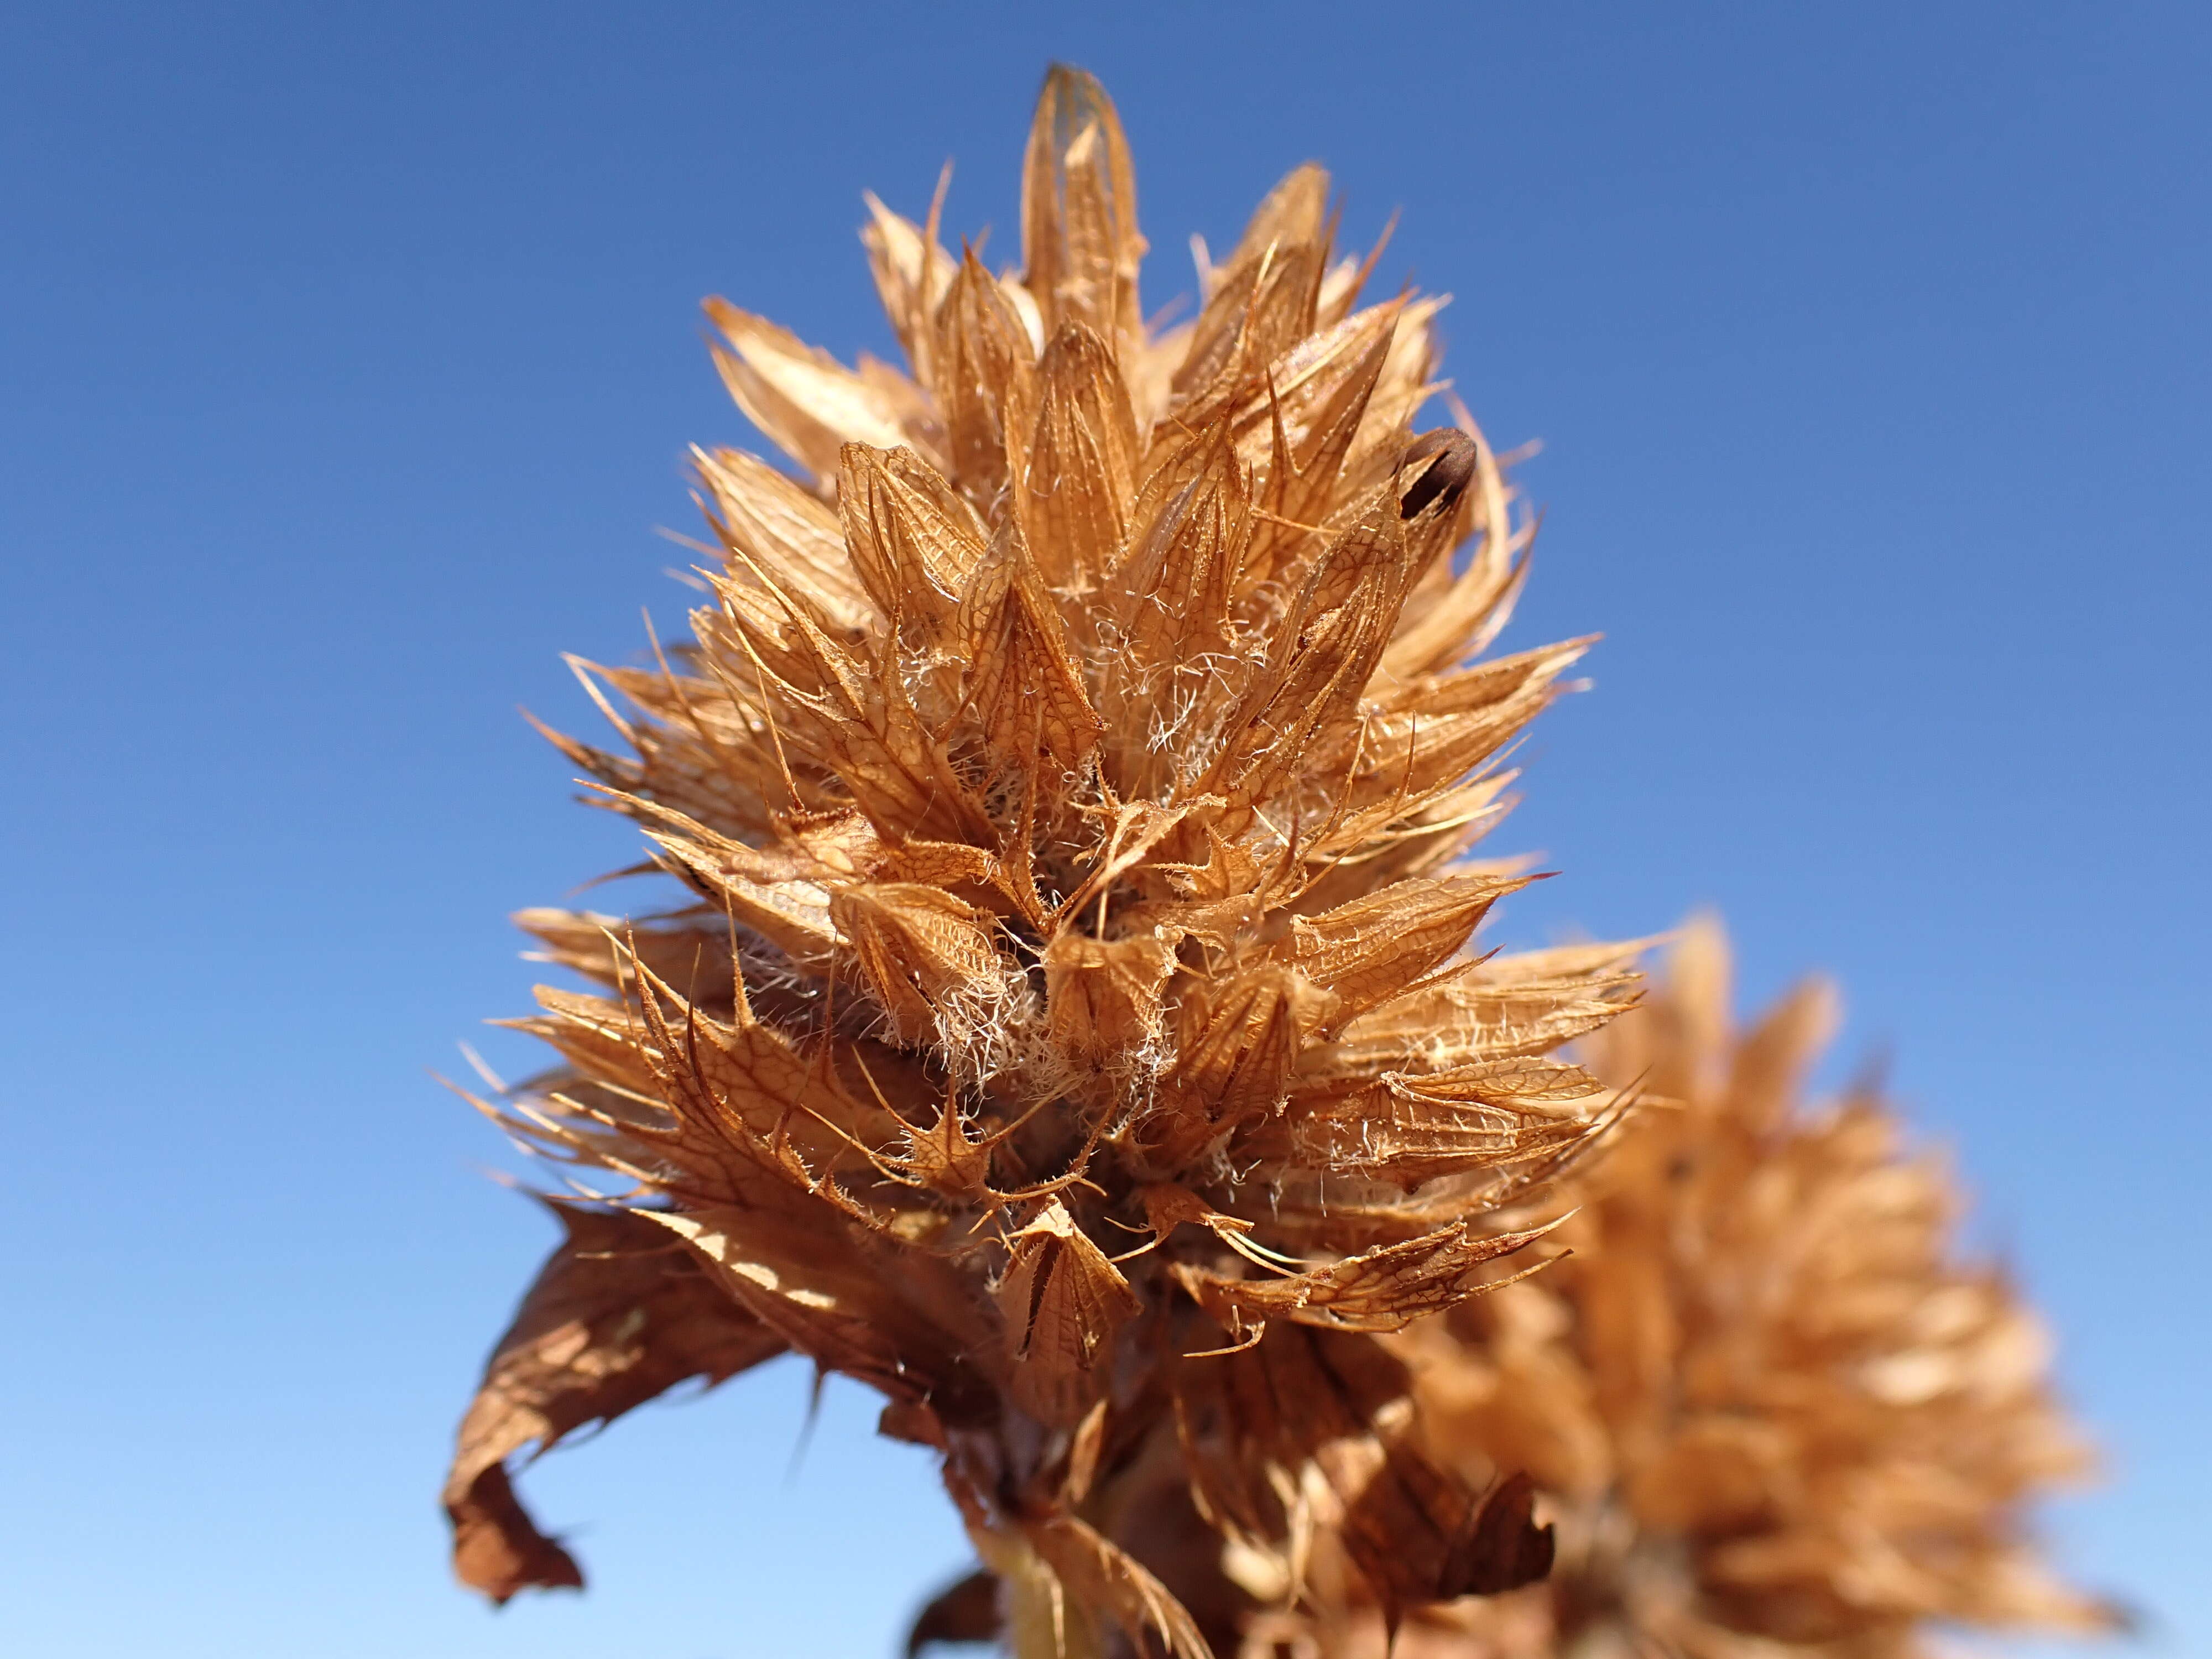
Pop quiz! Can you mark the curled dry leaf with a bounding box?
[906,1567,1002,1657]
[442,1200,785,1603]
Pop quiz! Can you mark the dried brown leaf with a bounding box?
[905,1567,1002,1657]
[445,1201,784,1603]
[649,1205,995,1419]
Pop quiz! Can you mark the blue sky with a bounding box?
[2,3,2205,1654]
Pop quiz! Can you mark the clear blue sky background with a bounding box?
[2,4,2204,1655]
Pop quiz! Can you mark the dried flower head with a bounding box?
[444,66,1642,1655]
[1226,919,2115,1659]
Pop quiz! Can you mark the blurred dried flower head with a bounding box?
[444,65,1642,1657]
[1230,918,2115,1659]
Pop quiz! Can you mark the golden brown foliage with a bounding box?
[446,65,1639,1653]
[443,1198,784,1603]
[1223,920,2114,1659]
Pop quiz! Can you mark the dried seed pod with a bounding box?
[1198,921,2117,1659]
[447,64,1644,1655]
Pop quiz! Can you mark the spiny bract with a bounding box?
[1227,920,2115,1659]
[445,66,1641,1657]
